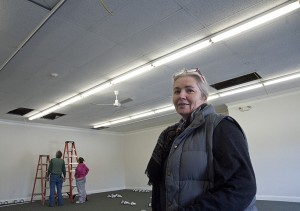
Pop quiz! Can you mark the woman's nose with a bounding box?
[179,91,186,98]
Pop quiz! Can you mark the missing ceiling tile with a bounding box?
[7,107,34,116]
[211,72,262,90]
[41,112,65,120]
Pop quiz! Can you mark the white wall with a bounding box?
[227,91,300,202]
[0,121,125,203]
[122,125,169,190]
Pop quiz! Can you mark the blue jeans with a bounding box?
[49,174,63,206]
[76,178,86,203]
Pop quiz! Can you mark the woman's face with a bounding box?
[172,76,206,119]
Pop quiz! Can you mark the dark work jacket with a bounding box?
[158,104,257,211]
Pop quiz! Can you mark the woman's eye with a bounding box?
[187,89,194,93]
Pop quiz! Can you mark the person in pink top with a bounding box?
[75,157,89,203]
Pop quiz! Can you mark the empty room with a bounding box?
[0,0,300,210]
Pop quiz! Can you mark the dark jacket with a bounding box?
[157,105,257,210]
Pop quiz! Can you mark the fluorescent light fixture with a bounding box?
[111,64,154,84]
[154,105,175,113]
[28,105,61,120]
[131,111,155,119]
[29,95,84,120]
[220,84,263,97]
[263,72,300,86]
[211,1,300,42]
[59,95,83,107]
[93,117,131,128]
[93,105,175,128]
[93,122,110,128]
[152,40,212,67]
[81,82,112,97]
[110,117,131,124]
[207,94,220,101]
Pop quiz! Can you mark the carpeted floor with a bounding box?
[0,189,152,211]
[1,189,300,211]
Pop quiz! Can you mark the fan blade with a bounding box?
[119,98,133,104]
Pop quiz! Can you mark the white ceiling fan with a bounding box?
[92,91,127,108]
[112,90,121,107]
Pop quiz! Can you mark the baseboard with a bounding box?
[256,195,300,203]
[87,186,126,195]
[126,186,152,191]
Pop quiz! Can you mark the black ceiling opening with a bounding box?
[211,72,262,90]
[7,107,34,116]
[41,112,66,120]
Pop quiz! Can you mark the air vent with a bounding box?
[7,107,34,116]
[41,112,65,120]
[211,72,261,90]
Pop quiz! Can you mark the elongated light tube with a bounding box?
[154,105,175,113]
[152,40,212,67]
[59,95,83,107]
[93,117,131,128]
[28,95,83,120]
[28,105,61,120]
[264,72,300,86]
[81,82,112,97]
[211,1,300,42]
[131,111,155,119]
[111,64,154,84]
[207,94,220,101]
[220,84,263,97]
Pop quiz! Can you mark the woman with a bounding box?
[47,150,66,207]
[146,69,257,211]
[75,157,89,203]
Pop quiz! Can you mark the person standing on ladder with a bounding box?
[75,157,89,203]
[46,150,66,207]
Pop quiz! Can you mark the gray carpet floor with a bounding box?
[1,189,300,211]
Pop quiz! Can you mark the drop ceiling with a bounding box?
[0,0,300,133]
